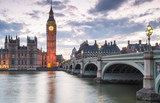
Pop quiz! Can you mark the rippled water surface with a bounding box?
[0,71,157,103]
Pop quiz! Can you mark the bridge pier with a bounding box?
[94,57,103,83]
[136,51,160,101]
[78,60,84,77]
[71,62,74,74]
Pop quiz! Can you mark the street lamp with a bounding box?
[145,24,153,51]
[98,44,101,56]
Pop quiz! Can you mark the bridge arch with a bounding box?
[66,66,68,69]
[83,62,98,71]
[64,66,66,70]
[102,61,144,80]
[155,74,160,94]
[69,65,72,69]
[83,63,98,77]
[75,64,81,70]
[74,64,81,74]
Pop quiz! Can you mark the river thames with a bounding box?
[0,71,158,103]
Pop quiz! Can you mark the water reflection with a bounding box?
[0,71,158,103]
[47,71,55,103]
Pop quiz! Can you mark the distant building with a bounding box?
[42,52,47,68]
[70,47,77,60]
[0,36,42,70]
[122,40,160,53]
[74,40,120,59]
[151,43,160,50]
[56,55,64,67]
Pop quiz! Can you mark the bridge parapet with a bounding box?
[153,50,160,59]
[83,57,97,62]
[102,52,144,61]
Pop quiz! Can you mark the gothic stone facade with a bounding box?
[74,40,120,59]
[121,40,160,54]
[0,36,42,70]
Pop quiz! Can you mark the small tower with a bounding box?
[94,40,97,46]
[5,36,8,49]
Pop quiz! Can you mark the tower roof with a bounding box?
[49,4,53,15]
[48,2,55,22]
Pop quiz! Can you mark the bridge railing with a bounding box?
[101,52,144,60]
[153,50,160,59]
[75,52,145,61]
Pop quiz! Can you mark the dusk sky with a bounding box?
[0,0,160,59]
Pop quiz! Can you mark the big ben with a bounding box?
[47,4,56,68]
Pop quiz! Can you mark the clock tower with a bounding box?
[46,4,56,68]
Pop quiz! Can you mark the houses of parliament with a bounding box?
[0,5,61,70]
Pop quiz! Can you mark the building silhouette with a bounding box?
[0,36,42,70]
[122,40,160,53]
[72,40,120,59]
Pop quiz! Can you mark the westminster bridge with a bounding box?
[62,51,160,101]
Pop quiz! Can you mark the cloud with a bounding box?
[67,17,145,39]
[0,20,26,47]
[105,1,160,25]
[36,0,68,10]
[89,0,127,13]
[25,10,41,19]
[55,13,65,17]
[0,20,23,34]
[149,18,160,29]
[67,5,78,10]
[0,9,8,18]
[133,0,154,6]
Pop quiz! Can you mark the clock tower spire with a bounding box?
[46,2,56,68]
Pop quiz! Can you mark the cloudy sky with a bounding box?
[0,0,160,59]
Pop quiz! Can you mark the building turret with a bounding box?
[34,36,37,43]
[94,40,97,46]
[5,36,7,43]
[8,35,10,39]
[114,40,116,45]
[86,40,88,44]
[5,35,8,49]
[104,40,107,46]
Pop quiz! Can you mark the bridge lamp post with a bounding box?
[98,44,101,57]
[145,24,153,51]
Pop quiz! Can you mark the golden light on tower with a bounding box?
[47,63,51,68]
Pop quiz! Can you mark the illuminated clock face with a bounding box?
[48,26,54,31]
